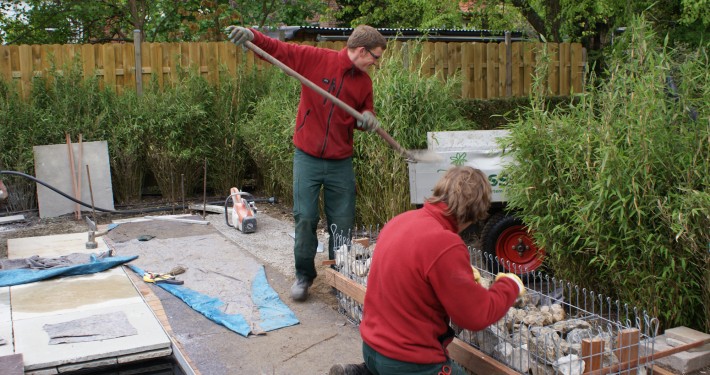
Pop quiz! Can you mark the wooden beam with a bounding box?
[448,337,520,375]
[323,268,365,304]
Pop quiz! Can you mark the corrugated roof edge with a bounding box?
[259,26,528,42]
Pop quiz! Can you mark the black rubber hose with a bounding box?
[0,170,187,215]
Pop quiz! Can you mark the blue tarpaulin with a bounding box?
[128,264,298,337]
[0,254,138,287]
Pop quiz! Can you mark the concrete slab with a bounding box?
[652,333,710,374]
[6,229,172,373]
[7,232,107,259]
[0,287,13,356]
[10,267,140,320]
[33,141,115,218]
[13,300,170,371]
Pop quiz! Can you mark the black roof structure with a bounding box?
[262,26,527,43]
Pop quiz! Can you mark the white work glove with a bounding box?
[225,26,254,46]
[357,111,380,132]
[495,273,526,297]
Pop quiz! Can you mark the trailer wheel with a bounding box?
[481,212,544,278]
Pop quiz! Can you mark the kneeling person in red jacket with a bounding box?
[331,166,525,375]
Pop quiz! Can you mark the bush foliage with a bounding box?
[504,18,709,331]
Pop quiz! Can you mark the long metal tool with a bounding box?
[243,41,442,163]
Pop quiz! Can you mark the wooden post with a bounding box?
[582,338,604,374]
[65,133,80,220]
[133,29,143,96]
[615,329,639,374]
[76,134,82,219]
[505,31,512,97]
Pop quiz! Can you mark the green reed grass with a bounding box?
[504,17,709,331]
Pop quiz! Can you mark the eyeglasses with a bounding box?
[365,48,381,60]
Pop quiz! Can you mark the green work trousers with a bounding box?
[362,342,467,375]
[292,149,355,281]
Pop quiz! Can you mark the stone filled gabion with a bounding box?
[333,244,658,375]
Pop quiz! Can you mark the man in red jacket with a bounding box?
[330,166,525,375]
[227,25,387,301]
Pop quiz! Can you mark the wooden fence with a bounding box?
[0,40,585,99]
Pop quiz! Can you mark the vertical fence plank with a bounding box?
[113,44,124,94]
[103,44,116,89]
[486,42,498,98]
[82,44,95,85]
[150,42,163,89]
[499,42,508,97]
[421,42,435,77]
[547,43,560,96]
[559,42,571,96]
[571,43,584,94]
[188,42,200,75]
[206,42,219,86]
[0,47,10,82]
[434,42,447,80]
[472,43,485,99]
[140,42,150,89]
[123,43,135,91]
[39,45,51,78]
[19,45,33,98]
[461,43,473,99]
[523,43,536,96]
[510,43,522,96]
[169,43,182,87]
[448,42,461,78]
[219,42,235,81]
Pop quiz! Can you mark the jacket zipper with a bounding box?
[319,71,350,157]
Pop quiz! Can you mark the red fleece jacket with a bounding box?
[360,202,520,364]
[250,29,374,160]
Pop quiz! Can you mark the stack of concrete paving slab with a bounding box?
[653,327,710,374]
[2,231,172,374]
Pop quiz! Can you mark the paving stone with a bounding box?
[0,353,24,375]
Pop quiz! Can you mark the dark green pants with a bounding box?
[362,341,467,375]
[293,149,355,281]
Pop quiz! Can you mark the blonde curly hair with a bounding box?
[427,166,492,225]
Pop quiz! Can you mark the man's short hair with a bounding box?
[347,25,387,51]
[427,166,492,225]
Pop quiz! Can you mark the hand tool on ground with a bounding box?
[225,187,257,233]
[143,267,186,285]
[243,40,443,163]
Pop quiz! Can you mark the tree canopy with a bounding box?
[1,0,706,49]
[0,0,326,44]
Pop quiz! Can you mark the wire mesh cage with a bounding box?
[330,234,660,375]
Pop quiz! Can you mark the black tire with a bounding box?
[480,212,544,279]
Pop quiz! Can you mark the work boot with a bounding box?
[329,363,371,375]
[290,277,313,301]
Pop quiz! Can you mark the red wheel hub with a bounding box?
[496,225,544,273]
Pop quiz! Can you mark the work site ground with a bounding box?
[0,200,364,374]
[0,201,708,375]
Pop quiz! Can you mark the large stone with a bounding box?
[552,354,585,375]
[495,342,530,373]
